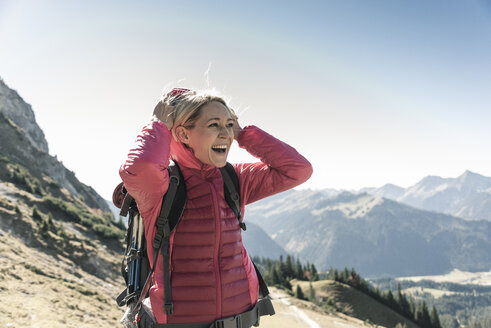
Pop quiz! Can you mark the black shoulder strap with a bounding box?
[133,162,186,315]
[220,163,246,231]
[220,163,270,298]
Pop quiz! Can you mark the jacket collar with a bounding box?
[170,137,218,176]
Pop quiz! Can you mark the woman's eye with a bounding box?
[227,123,234,128]
[208,123,218,128]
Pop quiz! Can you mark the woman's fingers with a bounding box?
[153,101,174,130]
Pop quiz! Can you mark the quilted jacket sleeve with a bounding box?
[234,125,313,206]
[119,121,171,223]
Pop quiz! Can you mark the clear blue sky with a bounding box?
[1,0,491,199]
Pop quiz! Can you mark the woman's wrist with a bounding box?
[151,115,173,131]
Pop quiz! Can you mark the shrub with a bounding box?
[32,206,43,221]
[295,285,306,300]
[41,196,124,241]
[92,223,123,240]
[7,163,45,195]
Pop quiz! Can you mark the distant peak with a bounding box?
[458,170,487,181]
[381,183,404,190]
[417,175,445,185]
[462,170,478,176]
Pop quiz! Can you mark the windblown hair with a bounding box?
[160,89,237,141]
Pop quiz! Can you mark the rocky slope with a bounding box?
[0,78,125,327]
[0,79,109,211]
[0,78,48,153]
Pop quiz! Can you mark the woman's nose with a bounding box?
[218,126,232,138]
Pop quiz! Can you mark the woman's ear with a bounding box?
[175,126,190,144]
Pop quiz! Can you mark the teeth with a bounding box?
[212,145,227,149]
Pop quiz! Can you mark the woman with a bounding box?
[120,88,312,327]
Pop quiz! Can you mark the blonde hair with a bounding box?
[163,89,237,141]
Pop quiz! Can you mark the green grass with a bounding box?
[5,162,45,195]
[41,196,123,240]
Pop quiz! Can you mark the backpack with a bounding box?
[113,162,273,322]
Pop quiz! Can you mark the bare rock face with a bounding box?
[0,78,49,153]
[0,78,109,212]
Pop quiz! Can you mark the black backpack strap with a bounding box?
[253,262,270,298]
[219,163,270,298]
[220,163,246,231]
[134,163,186,315]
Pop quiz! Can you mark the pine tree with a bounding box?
[295,285,305,300]
[409,297,415,317]
[333,269,339,281]
[285,255,294,279]
[430,306,442,328]
[342,267,350,283]
[271,267,280,285]
[397,283,411,319]
[295,258,303,280]
[415,301,432,328]
[278,255,286,279]
[265,258,273,273]
[421,301,432,328]
[310,264,319,281]
[349,267,360,287]
[308,282,316,302]
[384,290,397,311]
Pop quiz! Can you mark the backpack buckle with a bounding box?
[164,302,174,315]
[215,315,241,328]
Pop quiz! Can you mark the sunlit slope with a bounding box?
[262,287,386,328]
[0,220,123,328]
[293,280,418,328]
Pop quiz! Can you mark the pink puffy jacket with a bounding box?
[120,121,312,324]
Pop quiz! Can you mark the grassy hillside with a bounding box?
[263,286,385,328]
[0,177,125,327]
[293,279,419,328]
[0,228,123,327]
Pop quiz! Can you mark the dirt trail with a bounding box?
[261,288,381,328]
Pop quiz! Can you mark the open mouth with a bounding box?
[211,145,227,154]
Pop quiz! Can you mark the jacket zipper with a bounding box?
[208,181,222,319]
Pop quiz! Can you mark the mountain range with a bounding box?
[361,170,491,221]
[3,74,491,279]
[245,189,491,277]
